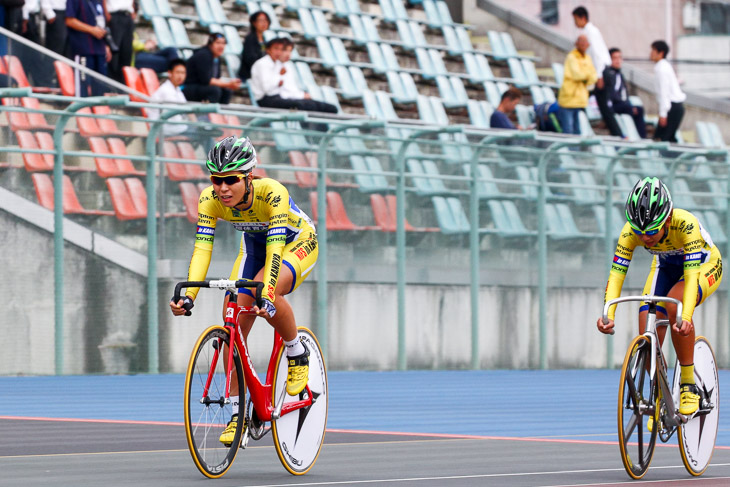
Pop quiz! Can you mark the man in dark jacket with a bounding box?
[183,32,241,104]
[604,47,647,138]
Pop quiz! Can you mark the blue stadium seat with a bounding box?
[568,170,602,205]
[315,36,338,68]
[521,59,541,85]
[387,70,413,104]
[698,211,728,245]
[195,0,217,26]
[335,65,360,99]
[375,90,400,121]
[552,62,564,86]
[168,18,195,51]
[362,89,385,119]
[486,200,534,236]
[271,121,310,151]
[463,163,501,198]
[432,196,469,234]
[514,104,534,128]
[592,205,624,238]
[151,17,176,50]
[484,81,503,107]
[366,42,387,74]
[350,155,389,192]
[320,85,343,113]
[467,99,493,128]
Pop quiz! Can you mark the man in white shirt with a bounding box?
[250,37,337,121]
[651,40,686,143]
[148,59,189,136]
[572,6,622,137]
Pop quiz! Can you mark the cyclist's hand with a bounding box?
[253,298,276,319]
[170,296,194,316]
[673,319,694,336]
[597,317,615,335]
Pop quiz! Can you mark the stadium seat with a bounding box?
[385,194,438,232]
[122,66,147,102]
[16,130,56,172]
[106,177,146,220]
[408,159,443,195]
[462,164,502,198]
[139,68,160,96]
[54,60,75,97]
[76,107,104,137]
[308,191,369,231]
[12,97,54,132]
[568,170,602,205]
[91,105,138,138]
[88,137,146,178]
[370,193,423,232]
[432,196,469,234]
[485,200,534,236]
[31,173,114,216]
[350,155,389,192]
[466,99,493,128]
[3,55,54,93]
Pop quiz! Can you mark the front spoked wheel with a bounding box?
[618,335,658,479]
[677,336,719,476]
[184,326,245,478]
[271,327,328,475]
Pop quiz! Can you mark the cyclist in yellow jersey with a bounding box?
[597,177,722,419]
[169,136,318,445]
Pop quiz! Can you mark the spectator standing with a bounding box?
[490,87,522,129]
[66,0,111,97]
[572,6,622,137]
[104,0,134,84]
[2,0,25,35]
[604,47,647,139]
[184,32,240,104]
[557,35,596,135]
[250,37,337,116]
[239,10,269,80]
[42,0,69,58]
[651,40,686,143]
[20,0,54,86]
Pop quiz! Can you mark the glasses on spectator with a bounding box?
[210,174,246,186]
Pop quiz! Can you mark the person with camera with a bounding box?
[66,0,112,96]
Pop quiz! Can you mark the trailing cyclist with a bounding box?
[170,136,318,445]
[596,177,722,419]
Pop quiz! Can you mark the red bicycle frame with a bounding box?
[200,294,313,422]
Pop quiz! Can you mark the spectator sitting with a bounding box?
[490,87,523,130]
[133,33,181,73]
[148,59,222,145]
[183,32,241,104]
[604,47,647,139]
[239,10,270,80]
[557,35,597,135]
[651,40,686,143]
[250,37,338,117]
[65,0,112,97]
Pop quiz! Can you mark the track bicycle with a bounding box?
[173,279,328,479]
[603,295,719,479]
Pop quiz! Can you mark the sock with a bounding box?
[285,337,305,357]
[231,395,239,416]
[680,364,695,385]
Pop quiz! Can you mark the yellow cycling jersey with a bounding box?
[186,178,315,302]
[605,208,720,322]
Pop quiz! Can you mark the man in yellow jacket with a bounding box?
[557,35,597,134]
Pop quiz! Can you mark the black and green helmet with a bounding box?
[625,177,673,232]
[206,136,257,174]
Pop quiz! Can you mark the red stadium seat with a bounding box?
[163,141,188,181]
[370,194,395,232]
[88,137,145,177]
[139,68,160,95]
[122,66,146,102]
[326,191,371,230]
[289,151,316,188]
[179,182,201,223]
[76,107,103,137]
[308,191,337,230]
[16,130,54,171]
[106,177,146,220]
[19,97,56,131]
[31,173,113,215]
[175,141,207,179]
[91,105,138,138]
[5,56,58,93]
[54,60,75,97]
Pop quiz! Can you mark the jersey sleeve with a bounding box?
[185,188,219,300]
[679,214,705,322]
[261,183,290,303]
[604,223,638,320]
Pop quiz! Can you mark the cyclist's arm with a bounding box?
[604,225,638,320]
[261,187,290,303]
[679,219,706,322]
[186,189,219,300]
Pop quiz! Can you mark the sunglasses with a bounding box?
[210,174,246,186]
[632,227,661,236]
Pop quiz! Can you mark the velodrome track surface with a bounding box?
[2,370,730,486]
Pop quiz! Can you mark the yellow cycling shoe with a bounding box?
[219,414,238,447]
[679,384,700,416]
[286,348,309,396]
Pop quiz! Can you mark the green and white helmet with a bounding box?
[625,177,673,232]
[206,136,257,174]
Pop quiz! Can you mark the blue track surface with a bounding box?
[1,370,729,446]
